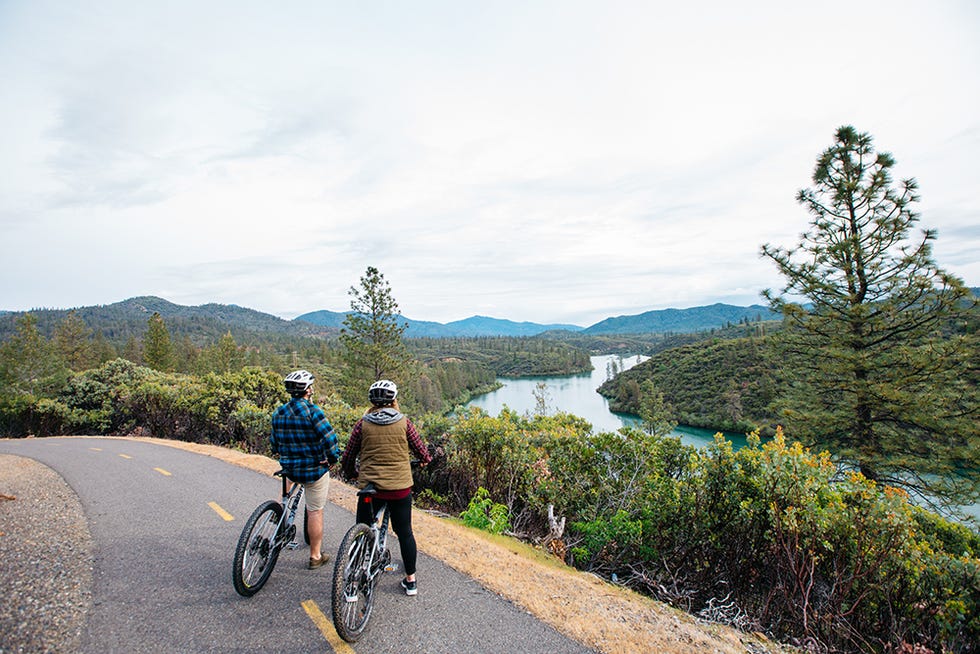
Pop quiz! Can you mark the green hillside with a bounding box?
[599,335,781,434]
[0,296,331,348]
[584,303,777,334]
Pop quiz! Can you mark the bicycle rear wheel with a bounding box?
[331,523,375,642]
[232,500,284,597]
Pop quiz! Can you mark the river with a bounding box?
[464,354,747,449]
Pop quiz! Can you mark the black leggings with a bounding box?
[356,493,418,576]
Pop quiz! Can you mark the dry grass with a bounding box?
[134,436,795,654]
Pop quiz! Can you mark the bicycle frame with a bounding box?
[275,474,304,551]
[360,493,392,581]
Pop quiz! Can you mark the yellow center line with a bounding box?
[89,447,102,451]
[119,454,132,459]
[301,599,356,654]
[154,467,172,476]
[208,501,234,521]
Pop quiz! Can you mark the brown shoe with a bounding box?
[309,553,330,569]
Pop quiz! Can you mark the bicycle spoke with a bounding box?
[331,524,376,642]
[242,519,275,583]
[233,501,285,597]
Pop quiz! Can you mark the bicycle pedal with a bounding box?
[384,563,399,572]
[285,541,300,550]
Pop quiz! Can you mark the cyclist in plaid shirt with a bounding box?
[270,370,340,569]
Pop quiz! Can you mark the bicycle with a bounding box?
[330,482,397,642]
[232,469,312,597]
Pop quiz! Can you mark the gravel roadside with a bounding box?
[0,454,93,654]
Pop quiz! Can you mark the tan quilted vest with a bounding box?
[358,415,413,490]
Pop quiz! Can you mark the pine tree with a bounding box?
[216,331,241,373]
[90,331,118,365]
[761,125,978,507]
[339,267,414,405]
[54,310,94,371]
[638,380,676,436]
[122,336,142,364]
[143,312,175,372]
[0,313,66,395]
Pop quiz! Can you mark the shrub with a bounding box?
[460,487,511,534]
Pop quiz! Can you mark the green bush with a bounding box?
[481,420,979,653]
[460,487,511,534]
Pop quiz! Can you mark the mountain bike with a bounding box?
[330,482,397,642]
[232,469,312,597]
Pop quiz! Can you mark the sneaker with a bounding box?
[400,578,417,596]
[309,553,330,569]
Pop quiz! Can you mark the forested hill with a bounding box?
[0,296,329,346]
[584,303,778,334]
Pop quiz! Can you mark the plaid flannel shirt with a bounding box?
[270,397,340,483]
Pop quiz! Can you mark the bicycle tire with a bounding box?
[331,522,375,642]
[232,500,284,597]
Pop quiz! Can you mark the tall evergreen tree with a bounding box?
[122,336,142,364]
[0,313,65,395]
[761,125,978,507]
[339,266,413,405]
[54,310,94,371]
[143,312,175,372]
[90,331,118,365]
[638,380,676,437]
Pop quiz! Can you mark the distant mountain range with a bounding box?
[1,296,786,342]
[295,310,584,337]
[6,288,976,343]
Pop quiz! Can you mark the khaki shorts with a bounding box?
[303,472,330,512]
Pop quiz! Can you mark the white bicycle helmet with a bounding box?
[284,370,315,396]
[368,379,398,405]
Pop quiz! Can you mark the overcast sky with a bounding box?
[1,1,977,326]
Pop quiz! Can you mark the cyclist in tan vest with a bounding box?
[340,380,432,595]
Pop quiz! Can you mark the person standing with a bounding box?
[270,369,340,569]
[340,379,431,595]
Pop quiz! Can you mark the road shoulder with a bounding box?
[0,453,94,654]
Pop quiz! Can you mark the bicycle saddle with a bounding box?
[357,483,378,498]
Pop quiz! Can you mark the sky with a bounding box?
[1,1,978,327]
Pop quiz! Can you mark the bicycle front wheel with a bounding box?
[331,523,375,642]
[233,500,284,597]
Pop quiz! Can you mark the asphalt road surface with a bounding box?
[1,436,595,654]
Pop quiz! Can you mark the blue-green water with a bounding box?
[464,354,746,449]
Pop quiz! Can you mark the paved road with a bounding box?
[1,437,594,654]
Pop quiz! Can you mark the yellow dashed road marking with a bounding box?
[208,501,234,521]
[154,467,172,476]
[89,447,102,451]
[119,454,132,459]
[301,599,356,654]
